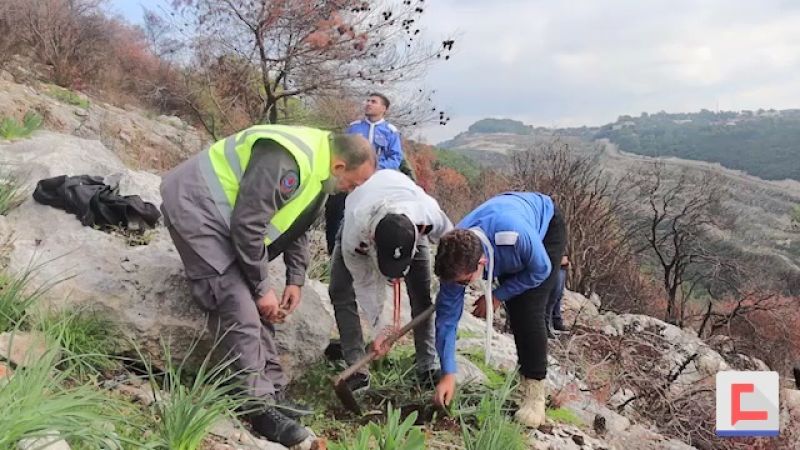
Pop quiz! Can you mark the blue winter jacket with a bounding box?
[346,119,403,170]
[435,192,555,375]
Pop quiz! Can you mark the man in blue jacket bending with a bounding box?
[325,92,405,253]
[431,192,567,428]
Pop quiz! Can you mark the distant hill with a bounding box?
[436,117,800,276]
[466,118,532,135]
[441,110,800,182]
[438,124,596,168]
[595,109,800,182]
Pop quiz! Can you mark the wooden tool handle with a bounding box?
[333,304,435,383]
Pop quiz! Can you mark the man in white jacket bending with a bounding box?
[328,169,453,393]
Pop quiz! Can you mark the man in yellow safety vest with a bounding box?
[160,125,375,447]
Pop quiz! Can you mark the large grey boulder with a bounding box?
[0,133,333,378]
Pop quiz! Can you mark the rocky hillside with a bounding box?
[0,63,207,172]
[595,110,800,182]
[1,75,798,449]
[440,123,800,275]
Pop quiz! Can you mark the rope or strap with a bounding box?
[469,228,495,366]
[393,279,401,331]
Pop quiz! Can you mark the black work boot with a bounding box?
[248,407,310,447]
[324,339,344,361]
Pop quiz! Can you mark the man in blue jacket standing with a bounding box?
[431,192,567,429]
[346,93,404,169]
[325,93,405,253]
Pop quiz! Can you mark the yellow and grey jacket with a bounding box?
[160,125,331,297]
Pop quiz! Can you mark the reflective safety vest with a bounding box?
[199,125,331,245]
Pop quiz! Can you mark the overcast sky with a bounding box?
[109,0,800,144]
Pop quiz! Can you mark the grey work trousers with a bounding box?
[167,225,285,400]
[328,238,437,373]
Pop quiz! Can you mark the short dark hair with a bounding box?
[368,92,390,109]
[434,229,483,281]
[330,134,376,170]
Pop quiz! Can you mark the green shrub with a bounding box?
[0,167,26,215]
[547,407,584,426]
[459,371,527,450]
[330,403,425,450]
[142,339,249,450]
[0,111,43,140]
[0,268,49,333]
[371,345,417,389]
[0,342,121,448]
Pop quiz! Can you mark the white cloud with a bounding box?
[107,0,800,144]
[415,0,800,142]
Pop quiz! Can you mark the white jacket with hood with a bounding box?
[341,169,453,332]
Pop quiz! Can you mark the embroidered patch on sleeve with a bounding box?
[279,170,299,195]
[495,231,519,245]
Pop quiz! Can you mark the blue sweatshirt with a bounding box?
[435,192,555,375]
[346,118,403,170]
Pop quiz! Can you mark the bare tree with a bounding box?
[16,0,109,86]
[169,0,454,136]
[0,0,21,66]
[510,140,637,306]
[551,327,787,450]
[624,162,732,325]
[142,8,183,59]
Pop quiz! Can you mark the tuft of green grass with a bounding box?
[371,345,417,389]
[286,358,340,411]
[462,347,506,389]
[284,358,355,441]
[457,329,481,340]
[0,268,50,333]
[329,403,425,450]
[141,338,250,450]
[0,341,122,448]
[546,407,584,427]
[458,371,528,450]
[35,308,120,379]
[46,85,90,109]
[69,388,161,450]
[307,257,331,283]
[0,167,26,215]
[0,111,43,140]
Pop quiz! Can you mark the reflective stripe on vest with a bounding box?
[200,125,330,245]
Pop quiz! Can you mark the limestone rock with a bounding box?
[0,331,49,367]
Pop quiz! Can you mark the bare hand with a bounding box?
[371,327,399,358]
[433,374,457,407]
[256,289,281,323]
[281,285,302,315]
[471,294,501,319]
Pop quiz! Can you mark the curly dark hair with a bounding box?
[434,229,483,281]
